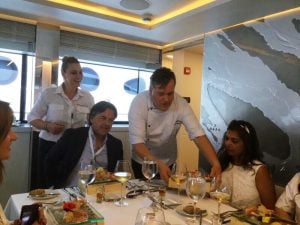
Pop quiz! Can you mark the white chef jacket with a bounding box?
[27,84,94,142]
[276,172,300,222]
[128,91,204,165]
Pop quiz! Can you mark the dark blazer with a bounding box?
[45,127,123,188]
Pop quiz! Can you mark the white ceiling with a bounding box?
[0,0,299,50]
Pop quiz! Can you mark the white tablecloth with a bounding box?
[4,189,235,225]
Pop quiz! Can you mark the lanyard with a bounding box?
[88,128,105,159]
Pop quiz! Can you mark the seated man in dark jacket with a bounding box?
[45,101,123,188]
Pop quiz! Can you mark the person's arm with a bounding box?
[30,119,65,135]
[255,165,277,209]
[132,143,171,183]
[193,135,222,181]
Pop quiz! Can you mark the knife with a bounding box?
[63,188,77,200]
[71,186,85,198]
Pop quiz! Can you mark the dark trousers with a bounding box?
[131,159,173,180]
[37,138,55,188]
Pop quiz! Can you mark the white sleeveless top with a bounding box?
[221,161,263,208]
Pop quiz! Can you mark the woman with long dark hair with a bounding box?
[218,120,276,209]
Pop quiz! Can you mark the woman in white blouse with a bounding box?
[217,120,276,209]
[27,56,94,188]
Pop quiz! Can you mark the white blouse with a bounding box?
[221,162,263,208]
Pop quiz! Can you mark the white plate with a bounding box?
[28,191,60,200]
[162,198,180,207]
[175,204,207,217]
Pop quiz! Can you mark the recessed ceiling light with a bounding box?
[120,0,150,11]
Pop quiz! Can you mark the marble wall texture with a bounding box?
[201,10,300,185]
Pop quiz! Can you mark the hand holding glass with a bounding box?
[114,160,132,206]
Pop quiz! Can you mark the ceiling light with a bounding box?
[120,0,150,11]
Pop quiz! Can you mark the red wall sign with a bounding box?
[184,67,191,75]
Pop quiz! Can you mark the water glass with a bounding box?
[135,205,166,225]
[142,158,158,192]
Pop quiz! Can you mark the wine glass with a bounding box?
[114,160,132,206]
[78,161,96,200]
[142,158,158,192]
[135,205,166,225]
[171,162,187,201]
[209,180,232,223]
[185,173,207,224]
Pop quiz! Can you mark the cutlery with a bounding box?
[38,200,61,205]
[63,188,77,200]
[71,186,85,198]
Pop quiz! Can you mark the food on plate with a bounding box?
[183,205,202,215]
[62,200,88,223]
[270,222,282,225]
[257,204,273,216]
[95,167,114,181]
[96,167,106,180]
[244,204,273,216]
[29,188,46,196]
[63,201,77,211]
[63,211,74,223]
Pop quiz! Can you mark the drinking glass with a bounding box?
[78,161,96,200]
[135,205,166,225]
[185,173,206,224]
[171,162,187,201]
[209,180,231,223]
[142,158,158,192]
[114,160,132,206]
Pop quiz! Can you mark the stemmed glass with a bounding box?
[209,180,231,223]
[135,205,166,225]
[171,162,187,201]
[185,173,207,224]
[114,160,132,207]
[78,161,96,200]
[142,158,158,192]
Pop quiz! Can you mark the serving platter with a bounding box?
[47,202,104,225]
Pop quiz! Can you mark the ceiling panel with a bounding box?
[0,0,299,49]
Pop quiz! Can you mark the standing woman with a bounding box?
[0,101,45,225]
[217,120,276,209]
[28,56,94,188]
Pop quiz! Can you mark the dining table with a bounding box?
[4,180,236,225]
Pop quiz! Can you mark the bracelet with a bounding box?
[43,121,49,132]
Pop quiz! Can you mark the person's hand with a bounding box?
[209,163,222,188]
[14,205,46,225]
[157,161,171,183]
[12,219,21,225]
[47,122,65,135]
[33,206,46,225]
